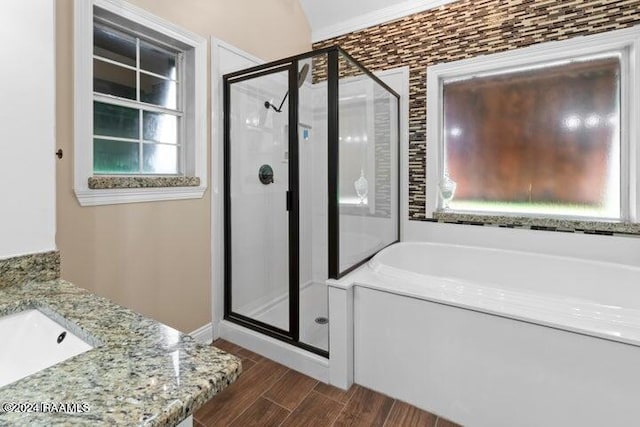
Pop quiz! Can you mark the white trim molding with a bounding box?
[189,323,214,345]
[73,0,207,206]
[311,0,457,43]
[426,25,640,221]
[210,37,264,340]
[374,67,411,241]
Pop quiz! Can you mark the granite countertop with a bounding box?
[0,279,241,426]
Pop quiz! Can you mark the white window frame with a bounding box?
[426,25,640,222]
[74,0,207,206]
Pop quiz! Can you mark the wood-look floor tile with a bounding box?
[313,382,357,404]
[240,357,256,372]
[280,391,344,427]
[263,369,318,410]
[384,401,437,427]
[436,417,463,427]
[334,385,395,427]
[212,339,243,356]
[194,418,205,427]
[194,359,288,426]
[229,397,290,427]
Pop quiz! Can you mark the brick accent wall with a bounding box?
[313,0,640,220]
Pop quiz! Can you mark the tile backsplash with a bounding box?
[0,251,60,289]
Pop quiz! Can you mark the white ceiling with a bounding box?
[300,0,457,42]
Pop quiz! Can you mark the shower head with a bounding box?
[264,63,311,113]
[297,63,310,88]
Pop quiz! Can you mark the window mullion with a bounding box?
[136,37,143,174]
[179,52,186,175]
[93,94,183,116]
[93,54,137,72]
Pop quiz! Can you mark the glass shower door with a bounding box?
[224,64,297,339]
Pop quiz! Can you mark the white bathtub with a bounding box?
[367,242,640,346]
[328,242,640,427]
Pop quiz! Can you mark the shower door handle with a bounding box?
[286,190,292,211]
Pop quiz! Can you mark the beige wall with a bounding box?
[56,0,311,332]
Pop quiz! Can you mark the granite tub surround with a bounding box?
[0,251,60,289]
[0,280,241,426]
[432,211,640,236]
[88,176,201,190]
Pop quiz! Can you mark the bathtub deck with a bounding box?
[195,339,462,427]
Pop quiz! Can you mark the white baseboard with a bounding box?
[176,415,193,427]
[189,323,214,345]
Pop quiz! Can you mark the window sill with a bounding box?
[431,211,640,236]
[88,176,200,189]
[76,176,205,206]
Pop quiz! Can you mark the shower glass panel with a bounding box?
[337,53,399,273]
[226,66,293,337]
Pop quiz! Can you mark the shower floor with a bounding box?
[252,282,329,352]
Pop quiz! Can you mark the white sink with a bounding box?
[0,309,94,388]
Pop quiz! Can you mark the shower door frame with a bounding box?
[222,46,401,358]
[223,61,310,353]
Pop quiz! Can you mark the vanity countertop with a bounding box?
[0,279,241,426]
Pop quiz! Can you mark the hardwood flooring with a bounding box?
[194,340,462,427]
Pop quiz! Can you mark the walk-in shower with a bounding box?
[223,47,400,357]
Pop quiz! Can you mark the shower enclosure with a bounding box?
[223,47,400,357]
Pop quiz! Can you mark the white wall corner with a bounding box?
[0,0,56,258]
[189,323,214,345]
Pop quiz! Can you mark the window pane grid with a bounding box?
[93,54,137,72]
[93,22,182,175]
[93,21,181,80]
[93,93,184,116]
[94,39,181,82]
[139,68,178,82]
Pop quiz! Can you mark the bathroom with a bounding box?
[1,0,640,426]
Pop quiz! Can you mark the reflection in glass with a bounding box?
[339,102,368,205]
[140,41,177,79]
[354,170,369,204]
[443,56,621,219]
[93,24,136,67]
[140,74,177,108]
[93,102,139,139]
[94,59,136,100]
[439,174,457,209]
[94,138,139,174]
[338,52,399,273]
[143,144,178,174]
[143,111,178,144]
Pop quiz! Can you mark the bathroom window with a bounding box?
[74,0,207,205]
[426,26,640,222]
